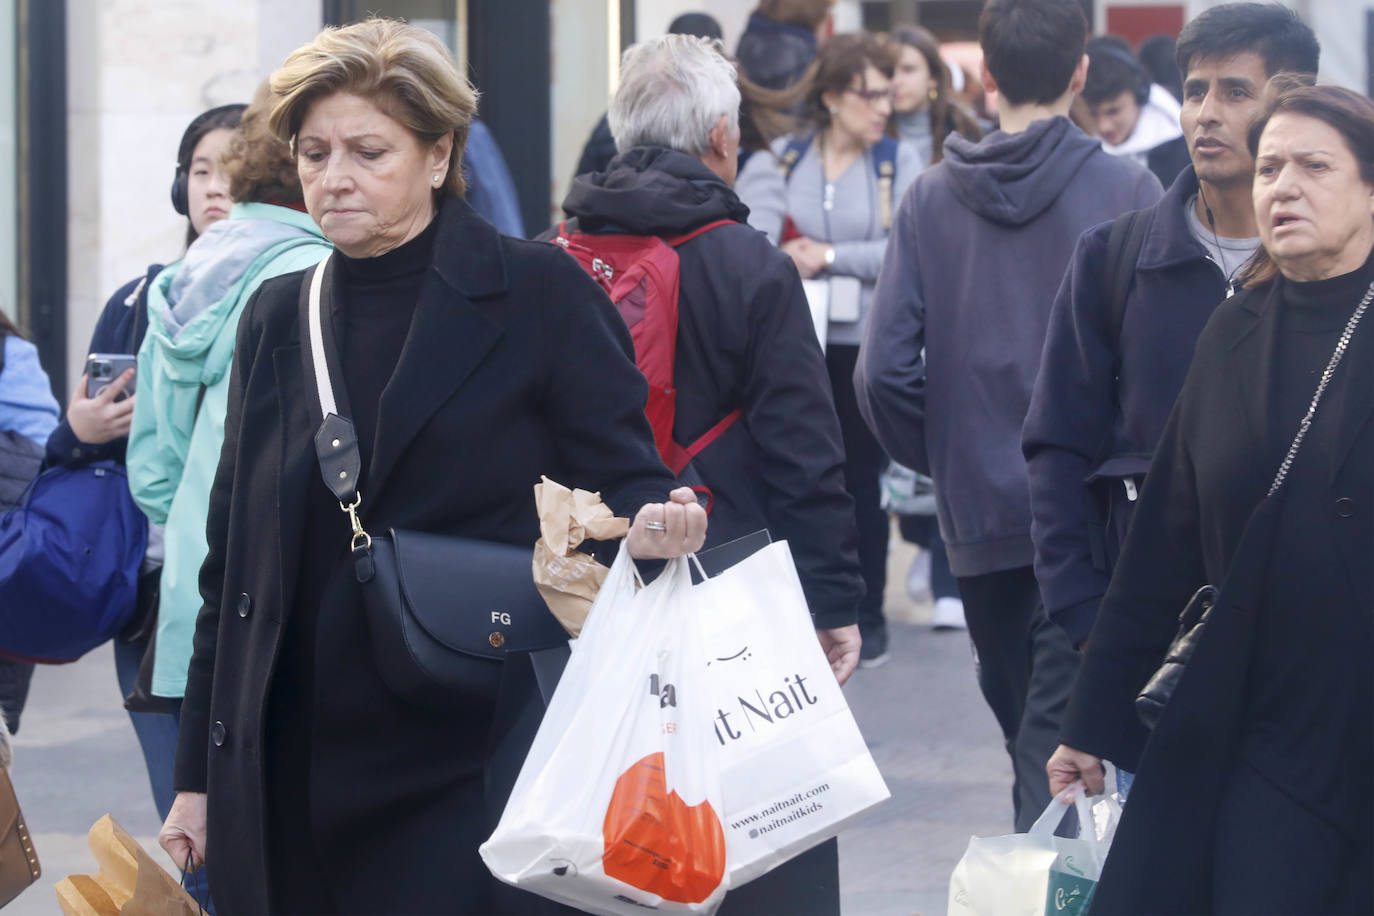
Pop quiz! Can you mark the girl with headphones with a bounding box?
[43,104,244,827]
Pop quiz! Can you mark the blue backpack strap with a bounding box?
[871,136,898,230]
[778,132,815,182]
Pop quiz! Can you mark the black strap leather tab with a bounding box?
[353,544,376,583]
[314,413,363,503]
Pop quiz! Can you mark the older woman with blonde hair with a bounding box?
[158,18,703,915]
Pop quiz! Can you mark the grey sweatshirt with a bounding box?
[735,135,919,346]
[855,116,1162,577]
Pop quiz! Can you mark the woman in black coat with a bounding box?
[157,20,706,915]
[1048,81,1374,913]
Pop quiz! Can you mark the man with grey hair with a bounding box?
[547,35,862,912]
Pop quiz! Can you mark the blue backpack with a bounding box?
[0,460,147,662]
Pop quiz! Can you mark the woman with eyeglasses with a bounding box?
[736,31,918,667]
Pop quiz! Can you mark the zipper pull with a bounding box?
[1123,478,1138,502]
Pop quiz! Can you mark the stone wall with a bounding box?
[63,0,319,391]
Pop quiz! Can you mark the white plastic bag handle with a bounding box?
[1027,782,1082,838]
[1027,782,1115,837]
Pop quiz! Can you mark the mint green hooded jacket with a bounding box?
[128,203,331,698]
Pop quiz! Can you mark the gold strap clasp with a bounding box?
[339,493,372,551]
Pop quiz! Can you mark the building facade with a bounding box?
[1,0,1368,397]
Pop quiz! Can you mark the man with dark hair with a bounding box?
[855,0,1161,831]
[1029,2,1319,796]
[1083,37,1191,187]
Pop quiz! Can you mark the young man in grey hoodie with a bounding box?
[854,0,1162,831]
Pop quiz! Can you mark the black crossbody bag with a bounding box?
[299,254,569,709]
[1135,282,1372,728]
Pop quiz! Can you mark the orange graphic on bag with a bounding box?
[602,752,726,903]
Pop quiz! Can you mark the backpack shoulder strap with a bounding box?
[665,219,734,248]
[778,133,815,182]
[871,136,898,231]
[1102,208,1150,351]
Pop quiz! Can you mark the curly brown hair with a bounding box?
[220,82,303,205]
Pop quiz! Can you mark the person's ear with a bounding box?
[707,115,730,160]
[1068,53,1090,95]
[428,132,454,177]
[979,60,998,97]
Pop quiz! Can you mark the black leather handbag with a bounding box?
[300,255,569,709]
[1134,584,1216,729]
[1134,283,1371,728]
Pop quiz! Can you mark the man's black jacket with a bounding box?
[1023,166,1230,645]
[553,146,863,629]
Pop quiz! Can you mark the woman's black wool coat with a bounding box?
[1059,277,1373,913]
[172,199,674,914]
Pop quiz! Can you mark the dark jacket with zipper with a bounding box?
[555,145,863,630]
[173,199,674,914]
[1022,166,1229,645]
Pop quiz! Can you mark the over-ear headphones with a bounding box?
[171,103,247,216]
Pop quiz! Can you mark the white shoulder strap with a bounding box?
[306,252,338,418]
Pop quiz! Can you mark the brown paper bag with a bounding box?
[533,476,630,636]
[55,815,200,916]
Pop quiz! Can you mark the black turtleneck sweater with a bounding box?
[334,216,439,474]
[265,217,438,902]
[1243,250,1374,837]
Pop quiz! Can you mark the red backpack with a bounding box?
[551,219,742,486]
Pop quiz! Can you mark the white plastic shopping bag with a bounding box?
[693,541,890,886]
[481,549,729,916]
[947,784,1121,916]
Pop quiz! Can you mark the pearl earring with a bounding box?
[828,105,838,114]
[433,174,442,184]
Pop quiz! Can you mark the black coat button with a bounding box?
[237,592,252,618]
[1336,497,1355,518]
[211,721,226,747]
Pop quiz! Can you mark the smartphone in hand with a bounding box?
[86,353,137,400]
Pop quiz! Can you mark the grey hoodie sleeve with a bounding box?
[734,150,786,245]
[854,184,929,474]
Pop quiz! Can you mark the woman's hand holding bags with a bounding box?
[947,782,1121,916]
[625,487,708,560]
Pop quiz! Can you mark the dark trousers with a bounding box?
[112,635,180,822]
[717,838,838,915]
[826,344,887,633]
[1214,756,1373,914]
[957,566,1079,831]
[898,514,960,601]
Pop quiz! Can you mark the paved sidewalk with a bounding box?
[7,539,1017,915]
[836,536,1014,916]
